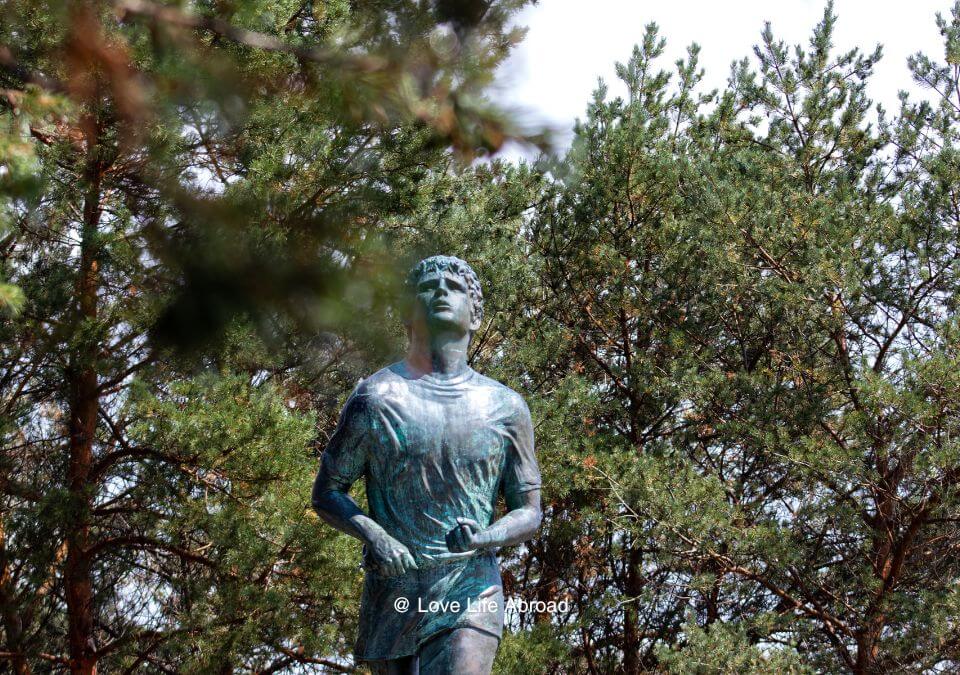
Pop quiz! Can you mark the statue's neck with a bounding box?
[406,328,471,378]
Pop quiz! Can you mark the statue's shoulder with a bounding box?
[348,363,408,404]
[471,371,529,412]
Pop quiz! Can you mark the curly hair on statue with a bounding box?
[405,255,484,325]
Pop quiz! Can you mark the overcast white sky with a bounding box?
[492,0,950,161]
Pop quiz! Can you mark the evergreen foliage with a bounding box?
[0,0,536,671]
[2,0,960,673]
[482,4,960,672]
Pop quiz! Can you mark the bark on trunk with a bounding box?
[622,543,642,675]
[65,145,102,675]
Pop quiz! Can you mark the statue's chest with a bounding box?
[372,393,505,467]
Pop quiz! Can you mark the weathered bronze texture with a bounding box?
[312,256,542,673]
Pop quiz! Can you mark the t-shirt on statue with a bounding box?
[316,361,541,658]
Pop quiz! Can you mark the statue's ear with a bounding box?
[469,307,483,332]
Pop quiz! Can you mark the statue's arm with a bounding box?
[310,391,417,577]
[311,474,387,544]
[484,488,543,546]
[447,488,542,552]
[312,472,418,577]
[494,486,542,545]
[448,392,543,553]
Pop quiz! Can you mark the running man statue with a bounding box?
[311,255,542,674]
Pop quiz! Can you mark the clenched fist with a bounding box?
[445,517,492,553]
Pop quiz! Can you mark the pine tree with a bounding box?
[490,3,960,672]
[0,0,536,671]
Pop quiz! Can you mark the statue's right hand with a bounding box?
[366,533,418,577]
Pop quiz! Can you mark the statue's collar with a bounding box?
[392,361,476,388]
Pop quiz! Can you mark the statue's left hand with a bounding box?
[446,517,492,552]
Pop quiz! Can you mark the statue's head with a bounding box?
[404,255,484,337]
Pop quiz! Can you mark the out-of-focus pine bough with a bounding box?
[0,0,542,673]
[0,0,545,351]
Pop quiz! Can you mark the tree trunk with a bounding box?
[65,144,103,675]
[622,542,642,675]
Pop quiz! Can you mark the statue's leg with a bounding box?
[416,627,499,675]
[364,655,416,675]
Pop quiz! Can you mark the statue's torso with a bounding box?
[358,362,528,566]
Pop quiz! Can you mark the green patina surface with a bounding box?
[319,359,540,659]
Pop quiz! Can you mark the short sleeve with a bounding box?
[315,389,371,490]
[501,395,542,502]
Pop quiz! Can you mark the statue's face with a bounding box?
[412,268,481,335]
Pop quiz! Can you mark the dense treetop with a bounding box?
[1,1,959,673]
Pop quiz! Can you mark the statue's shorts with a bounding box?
[355,550,504,661]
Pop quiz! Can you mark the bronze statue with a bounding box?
[312,255,542,674]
